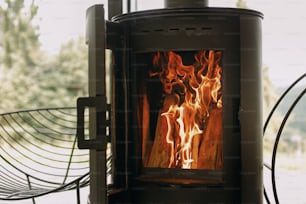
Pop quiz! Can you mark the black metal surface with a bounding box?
[164,0,208,8]
[108,0,122,19]
[106,7,263,204]
[112,7,263,21]
[86,5,109,204]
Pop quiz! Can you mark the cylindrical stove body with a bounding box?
[106,8,263,204]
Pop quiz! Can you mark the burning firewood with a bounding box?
[145,95,178,168]
[145,96,222,170]
[197,107,223,169]
[141,94,151,166]
[144,50,223,170]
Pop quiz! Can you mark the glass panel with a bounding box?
[137,50,223,170]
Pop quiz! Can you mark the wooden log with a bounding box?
[191,134,200,169]
[145,95,178,168]
[141,94,151,166]
[197,107,223,170]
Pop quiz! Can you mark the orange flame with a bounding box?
[150,50,222,169]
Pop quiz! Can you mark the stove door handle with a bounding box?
[76,96,107,150]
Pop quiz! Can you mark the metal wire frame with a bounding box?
[0,107,90,204]
[263,73,306,204]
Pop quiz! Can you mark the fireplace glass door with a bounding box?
[133,50,223,181]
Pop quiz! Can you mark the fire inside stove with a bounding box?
[136,50,223,171]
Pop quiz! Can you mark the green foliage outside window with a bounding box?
[0,0,88,112]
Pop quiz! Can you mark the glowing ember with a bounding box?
[144,50,223,170]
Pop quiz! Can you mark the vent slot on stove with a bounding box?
[138,26,213,35]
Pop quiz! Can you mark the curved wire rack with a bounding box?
[264,73,306,204]
[0,107,89,203]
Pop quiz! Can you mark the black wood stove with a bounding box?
[77,0,263,203]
